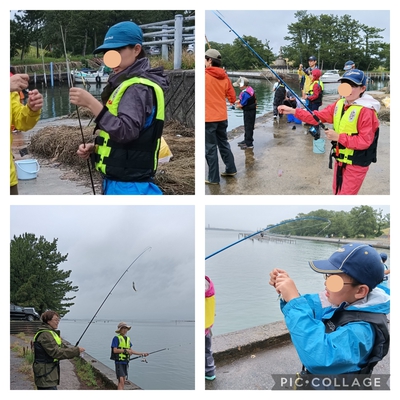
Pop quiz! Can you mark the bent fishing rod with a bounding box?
[212,10,327,130]
[60,24,96,195]
[75,246,152,346]
[206,217,331,260]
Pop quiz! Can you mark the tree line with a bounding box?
[207,11,389,71]
[268,206,389,239]
[10,10,194,60]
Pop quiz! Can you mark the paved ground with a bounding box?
[206,325,390,390]
[205,92,390,195]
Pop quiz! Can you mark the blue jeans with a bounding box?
[205,121,236,183]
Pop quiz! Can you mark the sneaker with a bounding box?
[221,171,237,177]
[205,375,216,381]
[205,180,219,185]
[240,144,254,150]
[237,140,246,146]
[273,115,277,120]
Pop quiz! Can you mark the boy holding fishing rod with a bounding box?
[111,322,149,390]
[269,243,389,390]
[278,69,380,195]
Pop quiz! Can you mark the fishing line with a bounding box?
[60,25,96,195]
[75,246,152,346]
[212,10,327,130]
[206,217,331,260]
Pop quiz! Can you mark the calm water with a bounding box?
[59,319,194,390]
[227,77,387,130]
[28,82,105,120]
[205,230,390,336]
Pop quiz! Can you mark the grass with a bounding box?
[72,357,99,388]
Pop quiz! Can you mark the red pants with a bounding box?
[332,163,369,195]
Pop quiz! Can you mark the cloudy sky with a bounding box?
[205,9,390,55]
[206,205,390,231]
[9,205,194,321]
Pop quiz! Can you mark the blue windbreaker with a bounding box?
[280,287,390,374]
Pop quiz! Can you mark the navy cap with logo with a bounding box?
[94,21,143,54]
[338,69,367,86]
[308,243,384,290]
[343,60,355,71]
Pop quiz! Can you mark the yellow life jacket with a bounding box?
[115,334,131,362]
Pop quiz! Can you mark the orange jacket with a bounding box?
[205,67,236,122]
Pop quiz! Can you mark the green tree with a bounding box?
[348,206,378,238]
[10,233,78,317]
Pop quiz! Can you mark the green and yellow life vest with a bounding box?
[33,330,62,363]
[113,335,131,362]
[331,99,379,166]
[94,77,165,182]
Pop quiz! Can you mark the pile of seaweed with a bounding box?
[28,112,195,195]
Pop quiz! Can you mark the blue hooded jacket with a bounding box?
[280,287,390,374]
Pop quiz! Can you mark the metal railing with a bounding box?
[139,14,195,69]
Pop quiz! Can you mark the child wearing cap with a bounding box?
[111,322,149,390]
[233,77,257,149]
[205,48,237,184]
[269,243,390,389]
[298,55,318,98]
[70,21,169,195]
[278,69,380,195]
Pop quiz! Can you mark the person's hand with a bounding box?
[79,347,85,353]
[269,268,288,289]
[127,349,134,355]
[142,352,149,357]
[299,64,303,70]
[77,143,95,159]
[324,128,339,142]
[277,105,295,115]
[275,274,299,303]
[27,89,43,112]
[69,87,95,108]
[10,74,29,92]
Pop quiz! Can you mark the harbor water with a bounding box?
[205,230,390,336]
[59,319,194,390]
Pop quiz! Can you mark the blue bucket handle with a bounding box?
[17,160,40,174]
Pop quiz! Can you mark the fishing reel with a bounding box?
[141,355,148,363]
[309,126,320,140]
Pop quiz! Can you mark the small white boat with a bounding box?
[321,69,341,83]
[72,66,110,84]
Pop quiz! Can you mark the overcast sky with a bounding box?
[205,10,390,56]
[10,205,194,321]
[206,205,390,231]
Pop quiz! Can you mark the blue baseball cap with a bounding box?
[309,243,384,290]
[94,21,143,54]
[338,69,367,86]
[308,55,317,61]
[343,60,355,71]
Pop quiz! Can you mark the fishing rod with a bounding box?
[212,10,327,130]
[60,24,96,195]
[129,348,167,361]
[206,217,331,260]
[75,246,152,346]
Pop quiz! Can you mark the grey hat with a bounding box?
[115,321,131,333]
[205,49,221,59]
[233,77,249,87]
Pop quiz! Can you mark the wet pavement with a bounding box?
[11,118,99,195]
[205,93,390,195]
[206,320,390,390]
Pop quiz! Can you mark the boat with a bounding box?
[71,65,110,84]
[321,69,341,83]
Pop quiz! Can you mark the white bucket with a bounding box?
[313,138,325,154]
[15,159,40,180]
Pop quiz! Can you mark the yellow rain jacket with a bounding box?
[10,92,41,187]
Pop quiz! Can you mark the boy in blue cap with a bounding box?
[269,243,390,390]
[278,69,380,195]
[70,21,169,195]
